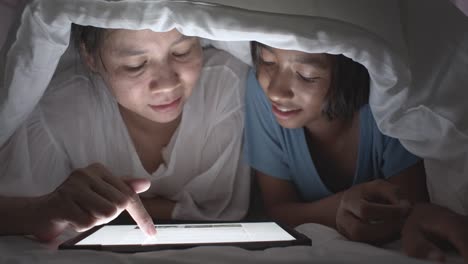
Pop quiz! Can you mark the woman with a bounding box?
[244,42,428,244]
[0,26,250,241]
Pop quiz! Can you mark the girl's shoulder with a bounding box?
[359,104,396,146]
[359,104,377,130]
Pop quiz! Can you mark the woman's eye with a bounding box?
[125,61,147,72]
[173,49,191,58]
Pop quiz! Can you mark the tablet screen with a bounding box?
[76,222,295,245]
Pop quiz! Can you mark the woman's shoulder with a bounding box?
[42,74,92,111]
[199,48,248,99]
[201,48,249,81]
[189,48,249,116]
[39,67,111,132]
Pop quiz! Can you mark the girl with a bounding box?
[244,42,428,244]
[0,26,250,241]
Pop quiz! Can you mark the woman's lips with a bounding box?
[149,97,182,113]
[271,104,302,120]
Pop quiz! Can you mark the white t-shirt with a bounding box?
[0,48,250,221]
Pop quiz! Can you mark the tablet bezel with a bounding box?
[58,221,311,252]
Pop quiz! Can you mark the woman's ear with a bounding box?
[79,42,98,72]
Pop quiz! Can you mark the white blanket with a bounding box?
[2,223,462,264]
[0,0,467,263]
[1,0,467,214]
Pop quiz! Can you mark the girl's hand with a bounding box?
[336,179,411,244]
[32,163,156,241]
[402,203,468,263]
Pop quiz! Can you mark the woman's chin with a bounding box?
[148,111,182,124]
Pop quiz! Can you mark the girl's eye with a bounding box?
[259,56,275,66]
[297,73,319,83]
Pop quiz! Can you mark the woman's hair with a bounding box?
[251,41,370,121]
[71,24,110,72]
[71,24,107,57]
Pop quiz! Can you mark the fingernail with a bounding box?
[399,200,412,216]
[369,219,384,225]
[427,251,445,262]
[146,226,157,238]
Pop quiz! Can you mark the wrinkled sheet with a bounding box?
[1,224,463,264]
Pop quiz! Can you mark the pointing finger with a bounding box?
[126,194,156,237]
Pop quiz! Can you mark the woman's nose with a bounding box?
[148,64,181,93]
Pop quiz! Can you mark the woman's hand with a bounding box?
[402,203,468,263]
[32,163,156,241]
[336,179,411,244]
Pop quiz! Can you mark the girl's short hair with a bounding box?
[251,41,370,121]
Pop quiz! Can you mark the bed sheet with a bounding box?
[1,223,463,264]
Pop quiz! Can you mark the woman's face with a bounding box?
[86,29,203,124]
[256,45,333,129]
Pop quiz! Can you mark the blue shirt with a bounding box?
[244,69,421,202]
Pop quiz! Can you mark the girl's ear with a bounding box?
[80,42,98,72]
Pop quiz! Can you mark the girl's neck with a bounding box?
[305,113,357,146]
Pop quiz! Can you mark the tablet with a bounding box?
[59,221,311,252]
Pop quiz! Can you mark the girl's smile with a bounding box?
[271,103,303,120]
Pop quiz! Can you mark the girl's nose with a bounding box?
[266,69,294,102]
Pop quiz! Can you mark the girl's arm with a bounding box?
[402,203,468,262]
[386,160,429,203]
[256,170,342,228]
[335,161,427,244]
[258,160,428,243]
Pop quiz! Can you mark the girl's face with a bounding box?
[85,29,203,124]
[256,45,333,129]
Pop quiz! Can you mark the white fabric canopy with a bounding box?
[0,1,467,264]
[0,0,467,213]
